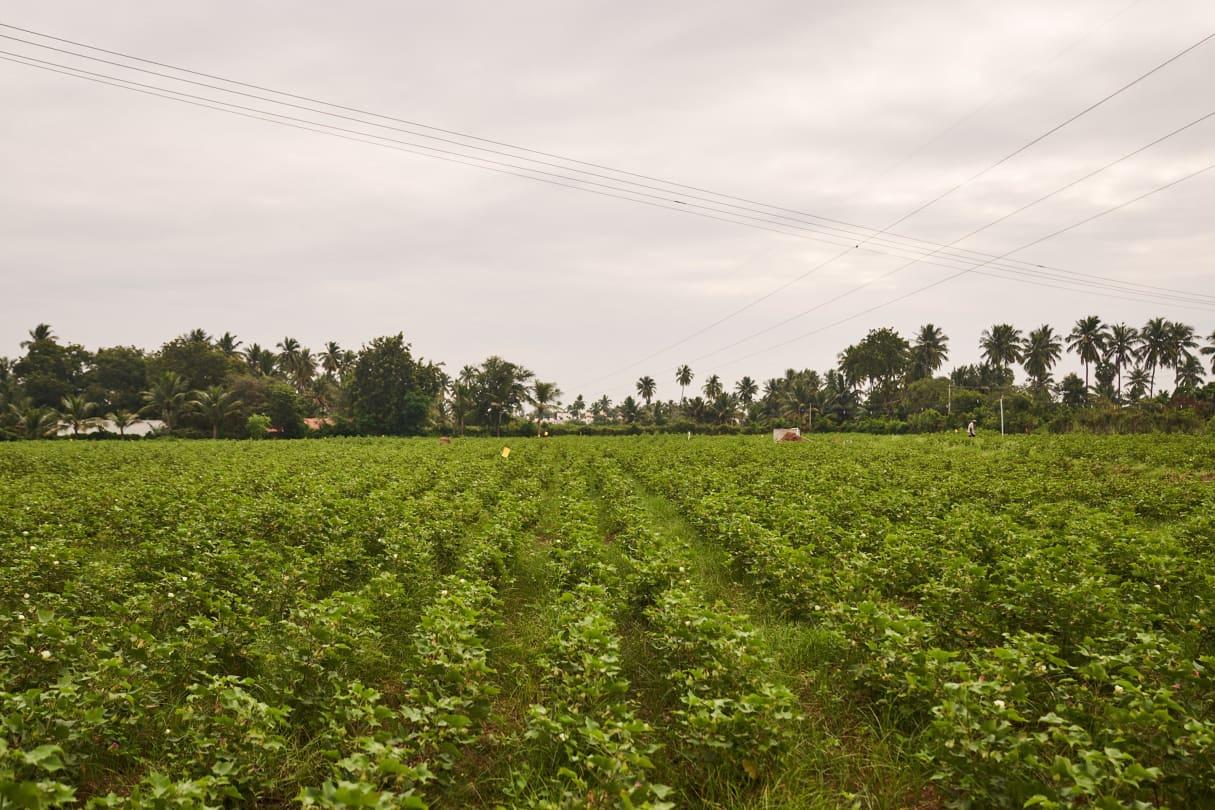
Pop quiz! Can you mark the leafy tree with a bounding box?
[84,346,148,412]
[979,324,1023,376]
[265,382,306,437]
[188,386,244,439]
[246,413,272,439]
[347,334,443,435]
[470,356,534,436]
[13,325,89,407]
[839,328,910,414]
[702,374,723,399]
[149,333,231,390]
[60,394,100,437]
[141,371,189,430]
[1059,373,1087,407]
[910,323,949,380]
[636,376,656,407]
[1066,315,1106,395]
[675,365,693,402]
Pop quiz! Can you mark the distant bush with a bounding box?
[246,413,271,439]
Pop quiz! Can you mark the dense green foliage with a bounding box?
[2,434,1212,807]
[3,317,1213,441]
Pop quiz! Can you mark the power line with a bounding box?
[571,28,1215,387]
[4,25,1212,388]
[10,45,1209,318]
[686,108,1215,363]
[872,0,1147,178]
[715,159,1215,371]
[2,23,1210,304]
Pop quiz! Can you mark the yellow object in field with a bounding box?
[501,447,511,458]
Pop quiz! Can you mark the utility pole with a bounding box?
[999,395,1005,436]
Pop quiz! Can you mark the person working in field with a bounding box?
[967,420,976,438]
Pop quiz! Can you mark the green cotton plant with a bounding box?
[0,741,76,808]
[645,588,799,781]
[513,585,671,809]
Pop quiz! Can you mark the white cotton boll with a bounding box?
[994,699,1006,709]
[40,649,52,659]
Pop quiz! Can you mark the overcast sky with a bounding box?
[3,0,1213,401]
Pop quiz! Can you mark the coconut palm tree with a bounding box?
[141,371,189,431]
[567,394,586,423]
[1022,324,1063,394]
[447,381,475,436]
[1065,315,1106,395]
[979,324,1023,377]
[1202,329,1215,374]
[14,405,60,439]
[1137,318,1171,396]
[60,394,101,437]
[320,341,344,378]
[291,348,317,391]
[781,377,818,429]
[734,376,758,405]
[107,410,138,438]
[276,337,301,375]
[675,365,693,402]
[702,374,723,399]
[591,395,612,423]
[1165,321,1198,371]
[531,380,562,425]
[21,323,55,348]
[184,328,211,344]
[910,323,949,379]
[1105,323,1138,399]
[636,376,656,407]
[188,386,243,439]
[1174,355,1205,393]
[216,332,242,357]
[1126,367,1150,403]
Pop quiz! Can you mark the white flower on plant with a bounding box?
[1114,685,1124,694]
[17,613,25,621]
[167,592,175,598]
[40,649,52,659]
[993,699,1006,709]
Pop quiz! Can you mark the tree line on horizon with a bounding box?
[2,316,1214,440]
